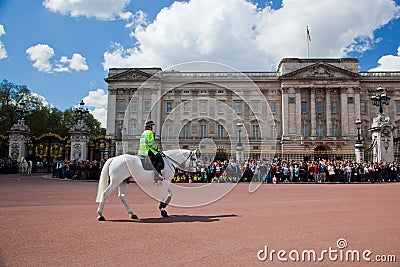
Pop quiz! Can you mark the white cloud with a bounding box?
[0,42,7,60]
[369,46,400,71]
[54,53,89,72]
[0,24,8,60]
[102,0,400,71]
[26,44,89,73]
[26,44,54,73]
[0,24,5,35]
[83,89,108,127]
[43,0,130,20]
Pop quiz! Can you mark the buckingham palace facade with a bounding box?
[105,58,400,161]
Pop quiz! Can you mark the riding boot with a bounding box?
[154,171,164,183]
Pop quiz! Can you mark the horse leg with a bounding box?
[159,180,173,217]
[118,182,138,220]
[97,182,119,221]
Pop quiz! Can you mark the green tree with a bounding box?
[0,79,104,138]
[64,107,103,137]
[0,79,30,135]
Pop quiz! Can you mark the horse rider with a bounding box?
[138,120,165,182]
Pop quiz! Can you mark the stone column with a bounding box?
[69,122,91,161]
[281,87,289,139]
[370,114,394,163]
[8,119,31,162]
[340,88,348,136]
[296,89,302,136]
[310,89,316,136]
[354,88,361,122]
[326,89,332,136]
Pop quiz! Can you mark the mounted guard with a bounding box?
[138,120,165,183]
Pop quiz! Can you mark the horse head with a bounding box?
[163,149,198,172]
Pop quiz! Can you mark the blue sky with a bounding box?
[0,0,400,127]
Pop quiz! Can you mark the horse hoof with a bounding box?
[159,202,166,210]
[131,214,139,220]
[98,215,106,221]
[161,210,168,218]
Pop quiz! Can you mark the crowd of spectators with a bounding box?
[0,157,20,174]
[174,158,400,184]
[52,159,104,180]
[0,157,104,180]
[2,156,400,184]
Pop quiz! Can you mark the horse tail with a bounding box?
[96,158,113,203]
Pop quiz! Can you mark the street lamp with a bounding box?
[236,121,243,146]
[371,85,390,114]
[16,99,29,122]
[74,100,89,123]
[235,121,244,162]
[354,118,364,163]
[355,118,362,144]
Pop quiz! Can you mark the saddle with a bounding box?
[140,156,156,171]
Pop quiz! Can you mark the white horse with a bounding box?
[20,157,32,175]
[96,149,197,221]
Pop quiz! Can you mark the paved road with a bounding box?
[0,174,399,266]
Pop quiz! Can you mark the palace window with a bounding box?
[331,124,338,136]
[132,124,137,136]
[271,125,277,139]
[235,102,242,113]
[270,102,276,114]
[183,101,189,113]
[165,125,173,139]
[217,125,224,138]
[182,125,190,138]
[301,124,309,137]
[200,102,207,113]
[200,125,207,137]
[253,125,260,138]
[331,101,337,113]
[131,101,137,112]
[166,102,173,113]
[117,101,125,112]
[144,101,150,112]
[218,101,224,113]
[361,102,367,114]
[301,102,307,113]
[316,101,323,113]
[252,101,260,113]
[317,124,324,136]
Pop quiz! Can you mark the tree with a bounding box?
[63,107,102,137]
[0,79,104,138]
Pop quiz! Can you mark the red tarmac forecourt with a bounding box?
[0,174,399,266]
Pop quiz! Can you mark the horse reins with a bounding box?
[163,151,197,173]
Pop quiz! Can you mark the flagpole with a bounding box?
[306,25,311,58]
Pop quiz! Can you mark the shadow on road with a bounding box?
[108,214,238,223]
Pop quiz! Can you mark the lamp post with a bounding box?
[236,121,243,161]
[355,118,362,144]
[16,99,29,122]
[354,119,363,163]
[371,85,390,114]
[236,121,243,146]
[74,100,89,123]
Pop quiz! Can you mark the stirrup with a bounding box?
[154,173,164,183]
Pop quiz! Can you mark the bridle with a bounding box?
[163,150,197,173]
